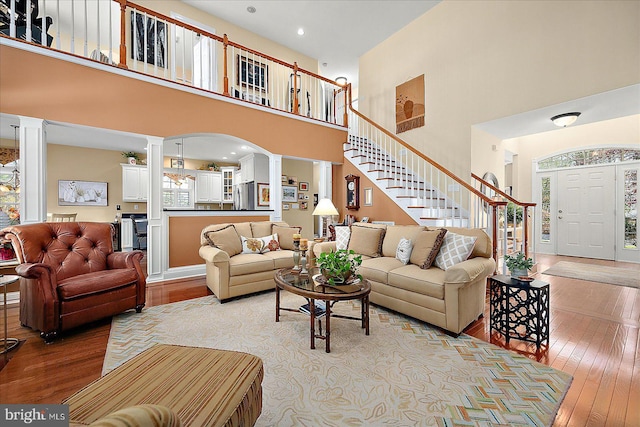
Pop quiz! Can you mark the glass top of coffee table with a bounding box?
[276,268,370,297]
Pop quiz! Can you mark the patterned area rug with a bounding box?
[105,292,572,427]
[542,261,640,288]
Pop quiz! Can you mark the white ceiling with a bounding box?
[182,0,441,88]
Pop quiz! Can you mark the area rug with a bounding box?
[105,292,572,427]
[542,261,640,289]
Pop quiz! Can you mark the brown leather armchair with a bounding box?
[0,222,146,343]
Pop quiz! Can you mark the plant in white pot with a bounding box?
[316,249,362,286]
[504,252,534,278]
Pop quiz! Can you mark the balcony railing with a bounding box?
[0,0,347,126]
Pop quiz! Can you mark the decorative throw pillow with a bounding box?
[334,226,351,251]
[410,229,448,269]
[272,224,302,250]
[241,234,279,254]
[250,222,273,239]
[395,237,413,265]
[434,231,477,271]
[347,224,386,258]
[203,225,242,257]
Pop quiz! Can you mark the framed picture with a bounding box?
[364,187,373,206]
[361,217,370,223]
[282,185,298,202]
[287,176,298,185]
[281,175,287,183]
[171,158,183,169]
[314,193,318,206]
[300,202,308,210]
[291,203,299,210]
[299,181,309,191]
[299,193,306,200]
[131,11,166,68]
[237,55,268,92]
[58,180,108,206]
[257,183,270,206]
[282,204,290,210]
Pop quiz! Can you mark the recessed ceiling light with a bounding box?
[297,28,305,36]
[241,145,249,150]
[247,6,256,13]
[222,156,228,160]
[230,151,236,155]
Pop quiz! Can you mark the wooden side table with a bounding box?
[489,274,550,349]
[1,275,20,355]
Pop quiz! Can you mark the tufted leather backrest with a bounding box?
[1,222,114,282]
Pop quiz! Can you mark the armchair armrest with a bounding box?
[16,262,53,279]
[444,257,496,285]
[199,245,230,263]
[107,250,144,270]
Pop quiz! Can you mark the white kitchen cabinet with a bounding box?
[239,153,269,183]
[220,166,237,203]
[122,164,148,202]
[195,171,222,203]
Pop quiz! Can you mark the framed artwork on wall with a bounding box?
[131,11,166,68]
[364,187,373,206]
[171,158,183,169]
[58,180,108,206]
[299,181,309,191]
[237,55,268,92]
[282,185,298,202]
[257,183,270,206]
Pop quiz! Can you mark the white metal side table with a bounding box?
[1,274,20,355]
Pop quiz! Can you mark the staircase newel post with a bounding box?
[523,205,529,259]
[343,83,349,127]
[117,0,128,69]
[293,62,299,115]
[223,34,229,96]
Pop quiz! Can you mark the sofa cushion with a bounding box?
[434,231,477,270]
[334,226,351,250]
[348,223,386,257]
[272,225,302,250]
[410,229,448,269]
[387,264,446,299]
[429,227,491,259]
[395,238,413,265]
[229,253,275,276]
[58,268,139,300]
[382,225,425,257]
[360,256,405,284]
[204,225,242,257]
[251,222,273,238]
[241,234,278,254]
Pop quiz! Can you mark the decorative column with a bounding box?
[269,154,282,222]
[18,116,47,224]
[146,136,163,282]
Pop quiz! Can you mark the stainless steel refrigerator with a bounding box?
[234,181,255,210]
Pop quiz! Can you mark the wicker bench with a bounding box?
[63,345,264,426]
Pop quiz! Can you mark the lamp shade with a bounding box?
[551,112,581,127]
[312,198,339,216]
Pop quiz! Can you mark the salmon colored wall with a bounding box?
[0,46,346,164]
[169,215,270,267]
[332,163,416,226]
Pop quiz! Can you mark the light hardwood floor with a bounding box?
[1,254,638,426]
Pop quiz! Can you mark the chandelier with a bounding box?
[0,124,20,193]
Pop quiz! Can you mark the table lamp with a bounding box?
[312,198,339,239]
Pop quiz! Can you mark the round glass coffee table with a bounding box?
[275,268,371,353]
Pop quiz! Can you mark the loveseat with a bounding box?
[311,223,496,335]
[199,221,302,301]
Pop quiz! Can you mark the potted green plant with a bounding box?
[206,162,220,171]
[316,249,363,285]
[504,252,534,278]
[122,151,141,165]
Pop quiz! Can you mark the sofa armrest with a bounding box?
[444,257,496,285]
[309,241,337,267]
[199,245,230,263]
[88,404,181,427]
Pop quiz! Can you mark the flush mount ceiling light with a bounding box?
[335,76,347,86]
[246,6,256,13]
[551,112,581,127]
[297,28,305,36]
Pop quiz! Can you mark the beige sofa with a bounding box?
[311,224,496,335]
[199,221,301,302]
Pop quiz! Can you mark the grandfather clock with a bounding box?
[345,174,360,210]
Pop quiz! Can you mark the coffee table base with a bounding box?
[1,337,19,354]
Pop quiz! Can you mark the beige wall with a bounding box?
[282,158,315,239]
[359,0,640,181]
[505,114,640,201]
[47,144,146,222]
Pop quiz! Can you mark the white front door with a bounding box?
[557,165,615,259]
